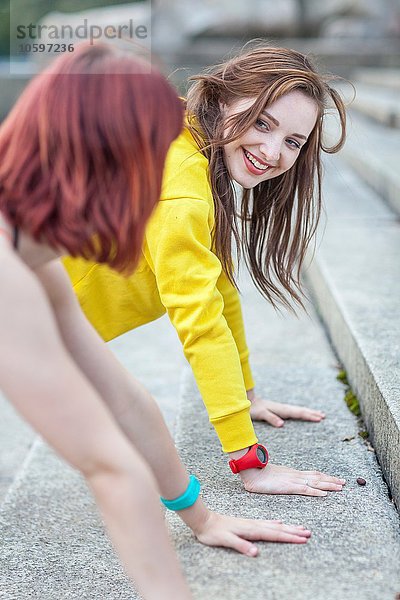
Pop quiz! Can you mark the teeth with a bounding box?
[244,150,269,171]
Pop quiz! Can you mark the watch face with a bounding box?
[256,446,267,463]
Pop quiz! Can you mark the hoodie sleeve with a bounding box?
[216,269,255,392]
[143,197,257,453]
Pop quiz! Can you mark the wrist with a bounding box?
[238,467,261,483]
[246,388,256,402]
[177,497,211,536]
[228,446,251,460]
[228,443,269,476]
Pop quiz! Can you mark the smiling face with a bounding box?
[221,90,319,188]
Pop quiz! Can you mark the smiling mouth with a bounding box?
[243,149,271,173]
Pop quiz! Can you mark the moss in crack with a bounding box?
[336,367,374,451]
[337,370,361,417]
[344,389,361,417]
[337,370,348,384]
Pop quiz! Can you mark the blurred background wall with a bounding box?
[0,0,400,118]
[0,0,399,115]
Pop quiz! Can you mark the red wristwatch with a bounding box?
[229,443,269,474]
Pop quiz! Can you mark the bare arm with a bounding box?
[0,251,191,600]
[36,259,194,502]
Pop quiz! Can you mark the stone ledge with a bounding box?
[304,157,400,509]
[350,81,400,128]
[327,109,400,216]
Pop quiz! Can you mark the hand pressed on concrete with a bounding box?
[240,463,346,497]
[193,513,311,557]
[247,389,326,427]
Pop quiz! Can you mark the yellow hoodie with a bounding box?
[63,125,258,453]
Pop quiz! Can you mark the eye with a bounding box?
[287,138,301,150]
[255,118,269,131]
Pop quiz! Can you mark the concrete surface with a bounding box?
[167,268,400,600]
[305,156,400,510]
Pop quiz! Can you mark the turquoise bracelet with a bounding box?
[160,475,201,511]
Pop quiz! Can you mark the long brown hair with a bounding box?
[0,43,183,272]
[186,43,346,311]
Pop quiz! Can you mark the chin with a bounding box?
[235,175,259,189]
[230,170,252,189]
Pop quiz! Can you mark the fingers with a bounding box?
[263,410,284,427]
[302,471,346,486]
[268,401,326,422]
[250,399,326,425]
[250,407,284,427]
[296,484,328,497]
[296,479,342,495]
[270,465,346,488]
[242,522,311,540]
[297,409,325,422]
[236,522,312,547]
[309,480,343,492]
[197,515,313,556]
[224,533,259,557]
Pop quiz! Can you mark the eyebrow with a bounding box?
[261,110,308,141]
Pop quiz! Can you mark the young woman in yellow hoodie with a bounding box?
[64,44,347,497]
[0,44,313,600]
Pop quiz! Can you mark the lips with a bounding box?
[243,149,271,176]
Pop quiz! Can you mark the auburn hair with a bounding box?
[186,43,347,311]
[0,43,183,272]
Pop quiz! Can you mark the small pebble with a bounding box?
[357,477,366,486]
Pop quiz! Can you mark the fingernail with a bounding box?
[247,546,257,557]
[340,479,346,484]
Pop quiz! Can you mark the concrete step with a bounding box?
[349,81,400,129]
[305,155,400,510]
[327,107,400,216]
[352,67,400,91]
[167,268,400,599]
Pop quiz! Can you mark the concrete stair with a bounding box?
[348,80,400,129]
[329,104,400,216]
[332,69,400,215]
[305,155,400,510]
[303,70,400,516]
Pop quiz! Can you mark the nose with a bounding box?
[259,141,281,165]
